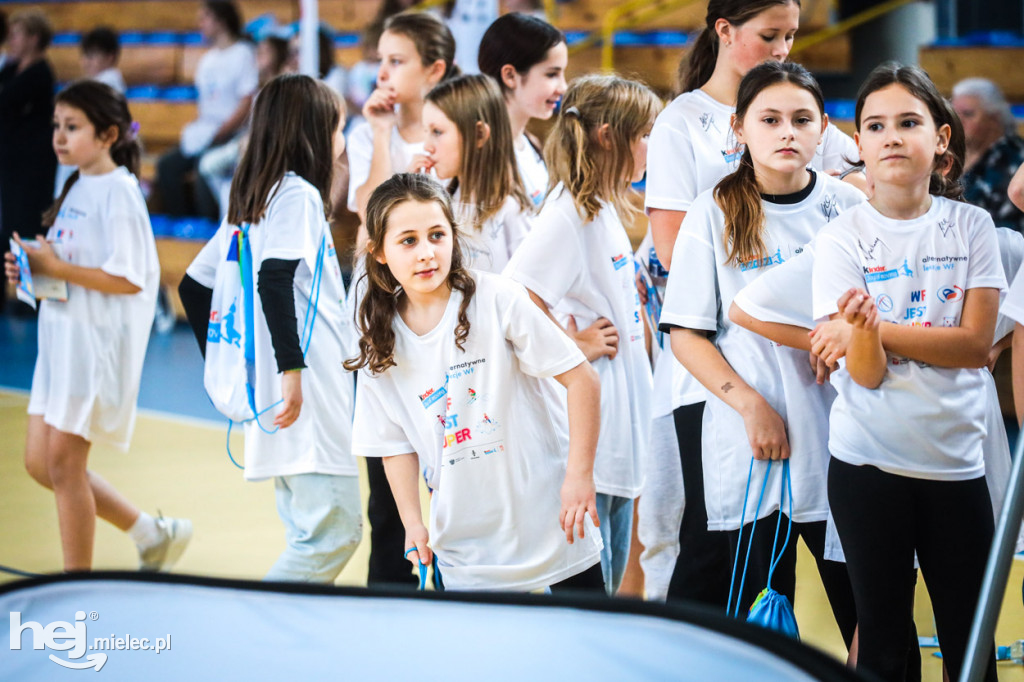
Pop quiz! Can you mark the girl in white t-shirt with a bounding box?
[422,74,534,273]
[179,75,362,584]
[645,0,864,608]
[660,62,861,643]
[4,81,184,573]
[478,13,567,208]
[506,75,661,595]
[810,64,1002,682]
[347,11,458,224]
[346,172,603,592]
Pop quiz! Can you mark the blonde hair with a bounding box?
[544,75,662,222]
[426,74,531,231]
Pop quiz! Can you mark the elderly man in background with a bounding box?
[952,77,1024,232]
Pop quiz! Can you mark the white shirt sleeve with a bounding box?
[262,184,323,262]
[645,115,698,213]
[965,211,1008,291]
[346,122,374,213]
[504,199,583,309]
[351,372,416,457]
[812,228,865,321]
[733,249,816,329]
[817,123,860,173]
[1002,261,1024,325]
[501,281,585,378]
[99,183,154,289]
[659,194,718,332]
[187,221,231,288]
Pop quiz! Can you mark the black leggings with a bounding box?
[725,512,858,649]
[828,457,996,682]
[549,562,606,595]
[667,403,734,608]
[365,456,418,587]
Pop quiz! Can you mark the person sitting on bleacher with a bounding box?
[79,26,125,94]
[155,0,257,220]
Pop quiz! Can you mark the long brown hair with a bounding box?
[854,63,963,201]
[715,61,824,267]
[679,0,800,94]
[544,74,662,223]
[344,173,476,375]
[227,74,340,226]
[44,80,140,228]
[426,74,531,230]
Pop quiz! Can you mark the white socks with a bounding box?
[128,512,162,550]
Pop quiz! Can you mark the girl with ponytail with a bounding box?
[660,60,864,641]
[4,80,187,573]
[506,75,662,595]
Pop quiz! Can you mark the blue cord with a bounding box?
[0,563,41,578]
[727,457,756,617]
[404,547,428,590]
[734,459,773,618]
[766,461,794,589]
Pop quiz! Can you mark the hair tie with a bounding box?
[128,121,140,141]
[563,106,581,119]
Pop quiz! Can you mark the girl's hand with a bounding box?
[810,318,853,368]
[408,153,434,175]
[808,350,835,385]
[13,232,62,279]
[567,316,619,361]
[740,396,790,461]
[4,251,19,284]
[560,472,599,544]
[404,524,433,568]
[274,370,303,428]
[839,288,879,330]
[362,88,397,132]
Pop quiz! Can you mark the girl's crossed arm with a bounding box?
[383,453,433,568]
[10,232,140,294]
[834,288,886,389]
[552,361,601,543]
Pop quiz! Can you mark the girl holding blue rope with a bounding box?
[179,74,362,584]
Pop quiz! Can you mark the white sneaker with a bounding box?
[139,517,192,572]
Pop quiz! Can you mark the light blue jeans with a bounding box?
[264,473,362,584]
[595,493,635,595]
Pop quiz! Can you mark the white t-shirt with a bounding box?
[995,228,1024,341]
[28,167,159,451]
[186,173,358,481]
[455,192,533,274]
[94,67,126,94]
[506,185,652,498]
[345,120,426,213]
[181,40,259,156]
[351,272,602,591]
[812,197,1006,480]
[660,171,865,529]
[514,134,548,208]
[645,88,858,214]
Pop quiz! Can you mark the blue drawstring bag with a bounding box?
[727,458,799,640]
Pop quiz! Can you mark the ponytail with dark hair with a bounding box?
[679,0,800,94]
[345,173,476,375]
[714,61,824,266]
[43,80,140,228]
[854,62,964,202]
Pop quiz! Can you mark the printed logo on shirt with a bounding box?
[739,247,785,272]
[921,255,967,272]
[857,237,890,261]
[820,194,838,222]
[648,247,669,279]
[611,253,630,271]
[943,316,958,327]
[529,189,543,206]
[56,207,86,221]
[448,357,486,379]
[938,218,956,238]
[721,145,744,164]
[903,305,927,320]
[420,384,448,409]
[875,294,894,313]
[863,258,914,282]
[937,285,964,303]
[327,243,337,259]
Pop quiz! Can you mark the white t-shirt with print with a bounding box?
[455,192,534,274]
[515,134,548,209]
[506,185,652,499]
[995,228,1024,341]
[645,88,858,214]
[351,272,602,591]
[346,120,426,213]
[28,167,159,451]
[181,41,258,156]
[186,173,358,481]
[812,197,1006,480]
[660,171,864,530]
